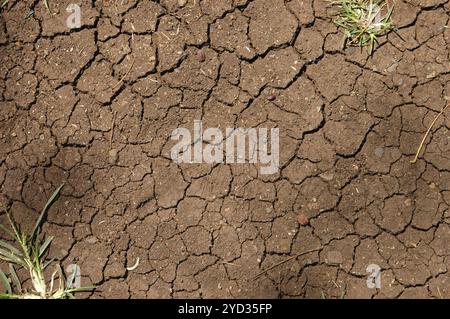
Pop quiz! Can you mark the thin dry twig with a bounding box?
[410,104,449,164]
[252,247,322,280]
[110,111,116,149]
[112,57,135,89]
[222,261,239,266]
[437,287,443,299]
[158,31,171,41]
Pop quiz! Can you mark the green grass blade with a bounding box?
[43,0,52,13]
[384,2,395,21]
[8,264,21,292]
[67,266,78,289]
[57,264,65,291]
[31,184,64,240]
[0,224,15,239]
[66,286,96,293]
[43,258,55,270]
[39,236,53,257]
[0,239,23,257]
[5,212,22,242]
[0,293,21,299]
[0,247,24,265]
[0,269,12,294]
[0,255,18,265]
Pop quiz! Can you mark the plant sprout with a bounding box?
[0,185,94,299]
[330,0,395,54]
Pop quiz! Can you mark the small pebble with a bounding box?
[297,213,309,226]
[267,95,276,101]
[426,71,437,79]
[404,198,413,207]
[178,0,187,7]
[197,50,206,62]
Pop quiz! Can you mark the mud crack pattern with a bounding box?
[1,0,450,299]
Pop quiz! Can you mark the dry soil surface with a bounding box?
[1,0,450,299]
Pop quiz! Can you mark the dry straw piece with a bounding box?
[410,105,449,164]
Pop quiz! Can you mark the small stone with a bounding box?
[197,50,206,62]
[178,0,187,7]
[297,213,309,226]
[426,71,437,79]
[267,94,276,101]
[404,198,413,207]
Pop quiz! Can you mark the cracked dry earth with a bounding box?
[1,0,450,299]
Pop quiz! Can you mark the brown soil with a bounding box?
[1,0,450,299]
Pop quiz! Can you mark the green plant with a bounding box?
[0,185,94,299]
[321,291,346,299]
[330,0,395,54]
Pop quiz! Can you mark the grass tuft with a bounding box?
[0,185,94,299]
[330,0,395,54]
